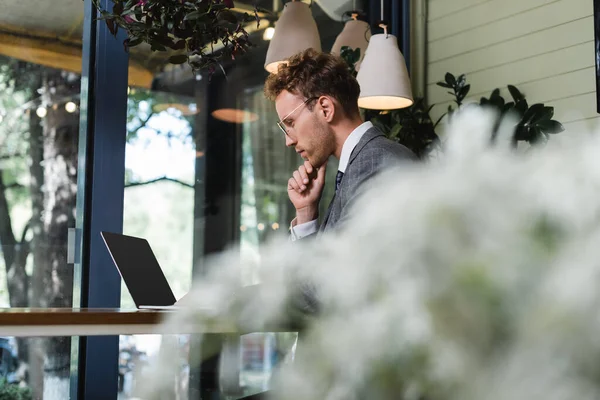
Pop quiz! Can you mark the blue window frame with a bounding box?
[72,0,128,398]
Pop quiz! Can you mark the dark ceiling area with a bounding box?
[0,0,363,93]
[153,1,349,96]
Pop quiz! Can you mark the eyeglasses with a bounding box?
[276,97,317,136]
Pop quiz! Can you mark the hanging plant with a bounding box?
[93,0,260,73]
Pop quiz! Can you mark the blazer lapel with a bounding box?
[320,193,336,231]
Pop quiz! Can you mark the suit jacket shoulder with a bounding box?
[346,128,416,181]
[319,126,415,234]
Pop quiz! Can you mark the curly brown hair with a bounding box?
[264,48,361,118]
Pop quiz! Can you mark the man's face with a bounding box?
[275,90,333,168]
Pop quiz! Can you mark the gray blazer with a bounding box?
[318,126,416,235]
[289,127,416,317]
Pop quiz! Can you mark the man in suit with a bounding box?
[264,48,415,238]
[236,49,415,400]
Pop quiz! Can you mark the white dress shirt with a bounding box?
[289,121,373,240]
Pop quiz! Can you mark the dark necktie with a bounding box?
[335,170,344,194]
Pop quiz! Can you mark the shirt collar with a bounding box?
[338,121,373,173]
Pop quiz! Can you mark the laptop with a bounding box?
[101,231,192,310]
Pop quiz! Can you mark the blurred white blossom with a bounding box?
[143,108,600,400]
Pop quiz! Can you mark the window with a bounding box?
[0,1,84,396]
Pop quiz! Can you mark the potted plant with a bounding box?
[438,73,564,147]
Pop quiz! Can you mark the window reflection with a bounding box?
[118,334,191,399]
[0,51,80,400]
[120,80,200,398]
[0,336,72,399]
[239,87,301,285]
[122,88,197,309]
[116,0,341,397]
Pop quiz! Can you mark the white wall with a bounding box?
[426,0,597,135]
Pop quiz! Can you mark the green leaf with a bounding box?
[529,126,546,144]
[184,11,205,21]
[426,103,435,115]
[433,113,446,128]
[533,106,554,123]
[522,103,544,125]
[340,46,360,75]
[150,42,167,51]
[173,39,187,50]
[445,72,456,86]
[153,35,176,48]
[218,9,239,24]
[514,99,528,117]
[507,85,524,102]
[458,84,470,100]
[168,54,189,64]
[340,46,353,57]
[389,123,402,138]
[113,1,124,15]
[212,3,228,11]
[502,101,515,113]
[436,82,452,88]
[126,37,143,47]
[105,18,117,36]
[488,89,504,108]
[370,118,387,134]
[536,119,564,134]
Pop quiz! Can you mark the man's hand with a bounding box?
[287,161,327,224]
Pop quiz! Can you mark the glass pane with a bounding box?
[232,3,340,398]
[121,28,203,400]
[118,334,191,399]
[116,0,341,398]
[122,88,197,308]
[116,333,298,400]
[239,88,301,285]
[239,332,298,398]
[0,336,73,399]
[0,0,83,396]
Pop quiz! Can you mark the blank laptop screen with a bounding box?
[101,231,176,308]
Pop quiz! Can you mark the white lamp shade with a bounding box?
[265,1,321,73]
[356,33,413,110]
[331,19,371,67]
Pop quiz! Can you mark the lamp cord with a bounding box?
[379,0,388,36]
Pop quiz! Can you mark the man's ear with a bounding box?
[317,96,336,123]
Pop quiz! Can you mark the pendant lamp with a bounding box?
[331,9,371,69]
[356,0,413,110]
[211,109,259,124]
[264,0,321,74]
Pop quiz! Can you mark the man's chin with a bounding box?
[304,154,324,168]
